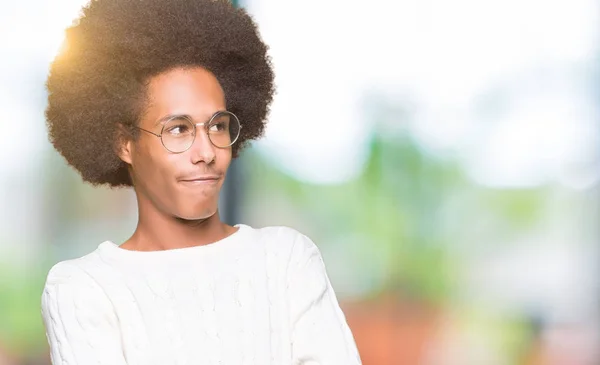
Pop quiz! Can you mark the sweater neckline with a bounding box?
[97,224,250,260]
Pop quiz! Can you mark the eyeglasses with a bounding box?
[134,111,241,153]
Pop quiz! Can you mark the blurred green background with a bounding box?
[1,0,599,364]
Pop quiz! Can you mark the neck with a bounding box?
[124,195,235,252]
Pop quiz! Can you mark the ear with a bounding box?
[115,123,134,165]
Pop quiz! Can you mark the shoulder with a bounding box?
[44,249,104,286]
[251,225,306,241]
[41,252,115,319]
[247,225,323,265]
[250,224,315,248]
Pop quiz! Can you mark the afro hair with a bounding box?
[46,0,275,187]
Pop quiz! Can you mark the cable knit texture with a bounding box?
[41,224,362,365]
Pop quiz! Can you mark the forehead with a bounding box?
[145,67,226,121]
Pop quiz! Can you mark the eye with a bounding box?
[209,121,227,132]
[209,116,229,133]
[164,117,193,136]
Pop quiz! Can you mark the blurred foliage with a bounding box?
[241,129,553,365]
[0,262,48,359]
[244,131,548,304]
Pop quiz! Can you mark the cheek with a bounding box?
[132,144,175,191]
[217,149,233,170]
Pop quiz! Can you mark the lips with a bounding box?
[180,176,220,182]
[178,175,221,185]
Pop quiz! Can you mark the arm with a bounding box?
[41,261,127,365]
[287,233,362,365]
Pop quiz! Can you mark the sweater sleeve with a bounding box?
[41,261,127,365]
[287,232,362,365]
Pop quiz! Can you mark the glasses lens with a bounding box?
[207,111,240,148]
[161,116,195,153]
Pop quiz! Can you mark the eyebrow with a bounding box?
[153,110,227,127]
[153,113,190,127]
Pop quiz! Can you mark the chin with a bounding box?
[176,205,218,221]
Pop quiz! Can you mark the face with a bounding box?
[119,67,232,220]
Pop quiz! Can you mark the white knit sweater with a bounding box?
[41,224,362,365]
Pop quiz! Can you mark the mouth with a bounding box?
[178,175,221,185]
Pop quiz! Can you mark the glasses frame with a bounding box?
[134,110,241,153]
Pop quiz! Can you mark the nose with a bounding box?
[189,125,216,164]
